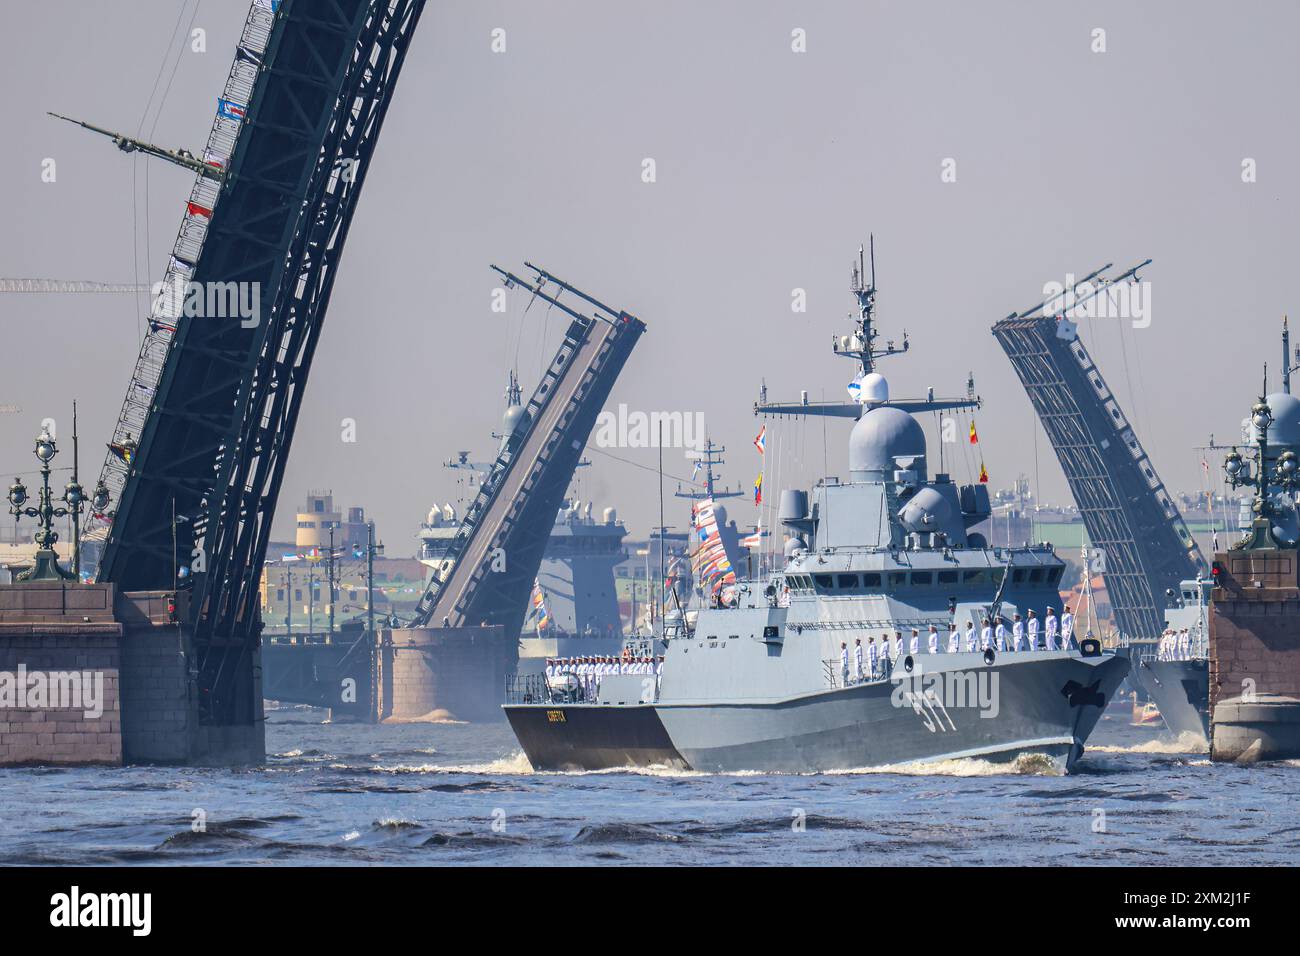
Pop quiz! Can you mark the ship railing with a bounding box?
[823,657,894,688]
[504,673,600,706]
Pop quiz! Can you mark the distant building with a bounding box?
[295,491,369,551]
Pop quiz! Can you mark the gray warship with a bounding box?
[1132,578,1210,741]
[504,246,1130,773]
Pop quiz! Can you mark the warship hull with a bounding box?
[505,651,1129,774]
[1136,658,1210,742]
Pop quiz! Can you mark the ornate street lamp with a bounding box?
[1224,397,1300,549]
[6,426,110,582]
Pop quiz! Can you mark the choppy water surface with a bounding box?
[2,706,1297,866]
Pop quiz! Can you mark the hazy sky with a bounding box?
[2,0,1297,555]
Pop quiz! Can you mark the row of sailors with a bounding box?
[544,656,664,696]
[839,607,1079,683]
[1156,628,1200,661]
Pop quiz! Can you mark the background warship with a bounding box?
[504,246,1130,773]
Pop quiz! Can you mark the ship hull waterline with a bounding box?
[505,651,1130,775]
[1135,658,1210,743]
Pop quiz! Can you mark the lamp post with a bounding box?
[365,520,385,639]
[7,426,110,582]
[1223,397,1300,549]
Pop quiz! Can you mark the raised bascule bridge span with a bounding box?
[992,261,1205,645]
[0,0,459,764]
[87,0,431,751]
[16,0,647,753]
[408,267,646,637]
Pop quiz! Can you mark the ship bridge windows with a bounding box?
[887,572,906,588]
[814,574,834,590]
[911,571,932,585]
[837,574,859,589]
[1028,568,1045,583]
[937,570,959,584]
[862,573,882,588]
[962,569,986,585]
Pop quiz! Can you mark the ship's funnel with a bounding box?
[779,489,809,525]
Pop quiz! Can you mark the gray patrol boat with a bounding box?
[504,246,1130,773]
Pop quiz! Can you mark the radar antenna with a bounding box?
[755,239,979,420]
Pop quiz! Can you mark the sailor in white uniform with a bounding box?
[1012,613,1025,651]
[911,629,922,656]
[852,639,864,683]
[840,642,849,685]
[928,627,940,654]
[1061,606,1075,650]
[995,618,1008,652]
[1026,610,1040,651]
[980,618,994,651]
[894,632,905,662]
[964,621,978,652]
[1044,607,1059,651]
[946,625,960,654]
[867,637,880,679]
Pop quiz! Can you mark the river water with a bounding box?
[3,704,1297,866]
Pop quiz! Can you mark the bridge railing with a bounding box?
[95,0,280,545]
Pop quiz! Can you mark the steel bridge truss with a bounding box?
[98,0,428,725]
[409,267,646,637]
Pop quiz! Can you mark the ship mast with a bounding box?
[755,238,980,420]
[675,439,742,502]
[841,235,907,376]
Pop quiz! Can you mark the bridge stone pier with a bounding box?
[377,626,514,723]
[0,581,264,766]
[1209,547,1300,762]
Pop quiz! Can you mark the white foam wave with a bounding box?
[380,709,467,725]
[828,752,1064,777]
[1089,732,1209,755]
